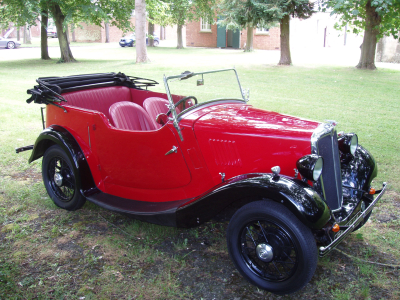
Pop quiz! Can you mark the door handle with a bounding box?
[165,145,178,156]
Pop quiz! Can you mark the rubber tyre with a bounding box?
[153,40,159,46]
[227,200,318,295]
[7,42,15,49]
[42,145,86,211]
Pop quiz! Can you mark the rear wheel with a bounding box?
[42,145,86,210]
[7,42,15,49]
[227,200,317,295]
[153,40,159,46]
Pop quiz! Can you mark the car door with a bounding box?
[93,122,192,193]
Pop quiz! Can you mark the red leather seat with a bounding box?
[62,86,132,121]
[109,101,156,131]
[143,97,180,128]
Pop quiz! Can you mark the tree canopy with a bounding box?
[218,0,282,51]
[1,0,135,62]
[167,0,216,48]
[321,0,400,69]
[217,0,313,64]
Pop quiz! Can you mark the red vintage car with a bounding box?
[18,69,386,294]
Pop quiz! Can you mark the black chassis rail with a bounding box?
[319,182,387,257]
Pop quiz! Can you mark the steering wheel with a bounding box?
[166,96,198,116]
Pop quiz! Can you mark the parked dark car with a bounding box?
[0,36,21,49]
[119,33,160,47]
[47,27,57,38]
[19,69,386,294]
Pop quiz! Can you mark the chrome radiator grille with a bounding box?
[312,123,343,210]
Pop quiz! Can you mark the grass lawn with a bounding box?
[0,45,399,299]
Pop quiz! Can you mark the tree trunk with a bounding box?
[23,25,27,44]
[160,26,165,40]
[49,4,76,63]
[40,9,51,60]
[27,26,32,44]
[105,22,110,43]
[177,24,183,49]
[148,22,154,47]
[135,0,149,63]
[65,26,70,44]
[17,27,20,41]
[356,0,381,70]
[245,26,254,52]
[278,14,291,65]
[71,24,76,42]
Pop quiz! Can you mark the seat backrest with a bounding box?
[109,101,156,131]
[143,97,169,128]
[62,86,132,121]
[143,97,180,128]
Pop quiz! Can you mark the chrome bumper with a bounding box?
[319,182,387,257]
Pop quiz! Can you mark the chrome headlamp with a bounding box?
[296,154,324,181]
[338,133,358,156]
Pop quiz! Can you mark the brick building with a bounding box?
[69,20,178,43]
[186,19,280,50]
[2,19,178,43]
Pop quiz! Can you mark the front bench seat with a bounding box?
[143,97,182,128]
[109,101,156,131]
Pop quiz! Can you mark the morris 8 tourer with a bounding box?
[17,69,386,294]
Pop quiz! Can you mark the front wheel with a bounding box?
[227,200,317,295]
[42,145,86,211]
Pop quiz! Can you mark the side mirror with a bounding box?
[156,113,169,126]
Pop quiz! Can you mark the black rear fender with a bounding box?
[29,125,96,195]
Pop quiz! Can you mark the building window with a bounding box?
[256,27,269,34]
[200,18,211,32]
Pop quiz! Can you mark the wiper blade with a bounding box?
[180,71,194,80]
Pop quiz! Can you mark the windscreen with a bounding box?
[165,69,245,113]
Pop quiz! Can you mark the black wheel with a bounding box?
[42,145,86,210]
[153,40,159,46]
[7,42,15,49]
[227,200,317,295]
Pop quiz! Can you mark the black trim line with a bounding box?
[86,190,188,227]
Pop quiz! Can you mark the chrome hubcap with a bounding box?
[256,243,274,262]
[54,173,63,187]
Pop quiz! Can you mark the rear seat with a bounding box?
[62,86,132,122]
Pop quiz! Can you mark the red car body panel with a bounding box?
[46,90,320,204]
[185,104,319,186]
[45,87,216,202]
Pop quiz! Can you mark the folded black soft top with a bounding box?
[26,72,158,107]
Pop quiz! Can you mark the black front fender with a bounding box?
[29,125,96,195]
[176,174,331,229]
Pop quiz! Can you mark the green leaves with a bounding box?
[322,0,400,40]
[218,0,313,30]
